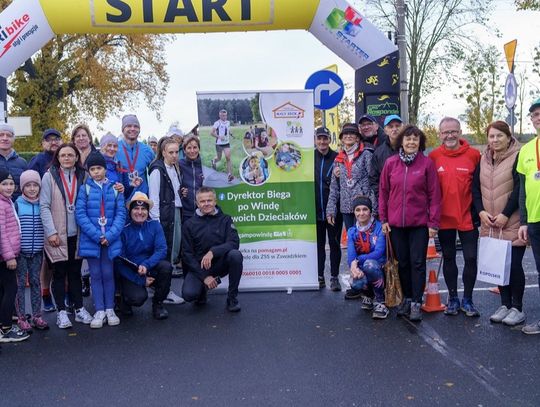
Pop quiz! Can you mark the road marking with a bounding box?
[438,284,538,294]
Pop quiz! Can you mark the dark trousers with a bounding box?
[316,215,342,278]
[0,262,17,328]
[390,226,428,303]
[182,250,243,302]
[499,245,526,311]
[117,260,172,306]
[438,228,479,299]
[52,236,83,311]
[526,222,540,297]
[342,213,355,231]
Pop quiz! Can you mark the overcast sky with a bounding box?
[96,0,539,140]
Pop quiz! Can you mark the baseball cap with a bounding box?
[315,127,331,137]
[383,114,403,127]
[358,114,377,124]
[42,128,61,140]
[530,98,540,113]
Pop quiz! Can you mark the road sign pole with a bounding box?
[0,76,7,123]
[321,109,326,127]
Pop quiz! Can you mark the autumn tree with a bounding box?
[515,0,540,10]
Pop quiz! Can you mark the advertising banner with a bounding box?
[0,0,54,77]
[196,90,317,290]
[309,0,397,69]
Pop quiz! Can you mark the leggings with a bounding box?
[0,262,17,328]
[498,245,526,312]
[350,259,385,303]
[51,236,83,311]
[87,246,115,311]
[316,216,342,278]
[15,252,43,318]
[438,228,479,299]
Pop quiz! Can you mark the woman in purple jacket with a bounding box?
[378,125,441,322]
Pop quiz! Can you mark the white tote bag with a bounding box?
[477,230,512,286]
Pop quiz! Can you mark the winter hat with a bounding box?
[0,168,13,183]
[86,151,106,169]
[166,126,184,138]
[20,170,41,190]
[352,195,372,213]
[42,128,61,140]
[100,132,118,147]
[0,123,15,135]
[147,135,158,144]
[122,114,140,130]
[339,123,360,139]
[128,191,154,211]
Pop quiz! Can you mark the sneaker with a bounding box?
[318,276,326,289]
[521,320,540,335]
[90,311,106,329]
[56,310,72,329]
[330,277,341,292]
[502,308,526,326]
[0,325,30,343]
[444,296,460,316]
[226,297,241,312]
[461,298,480,317]
[74,307,93,324]
[42,295,56,312]
[397,298,412,317]
[171,265,183,278]
[372,302,389,319]
[409,302,422,322]
[490,305,511,323]
[360,295,373,310]
[163,290,185,305]
[152,302,168,320]
[17,316,33,333]
[31,316,49,330]
[105,309,120,326]
[345,288,363,300]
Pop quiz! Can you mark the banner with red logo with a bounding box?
[0,0,54,77]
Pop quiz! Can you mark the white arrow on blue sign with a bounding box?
[305,70,345,110]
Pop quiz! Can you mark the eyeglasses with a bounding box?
[440,130,460,136]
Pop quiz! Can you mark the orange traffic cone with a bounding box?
[489,286,500,295]
[426,238,439,259]
[340,229,347,249]
[422,269,446,312]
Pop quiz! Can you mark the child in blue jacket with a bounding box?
[76,152,126,329]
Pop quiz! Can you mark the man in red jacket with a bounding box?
[429,117,481,317]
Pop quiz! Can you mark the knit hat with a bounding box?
[86,151,106,169]
[127,191,154,211]
[19,170,41,190]
[122,114,140,130]
[166,126,184,138]
[0,168,13,183]
[352,195,372,212]
[42,128,61,140]
[339,123,360,139]
[147,135,158,144]
[0,123,15,135]
[100,132,118,147]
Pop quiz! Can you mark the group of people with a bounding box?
[315,100,540,335]
[0,114,243,345]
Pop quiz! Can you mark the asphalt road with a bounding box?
[2,249,539,407]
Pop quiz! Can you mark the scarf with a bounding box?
[335,143,364,182]
[399,148,418,166]
[354,217,375,255]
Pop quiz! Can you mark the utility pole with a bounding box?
[0,76,6,123]
[396,0,409,123]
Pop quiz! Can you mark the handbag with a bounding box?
[477,229,512,286]
[384,236,403,308]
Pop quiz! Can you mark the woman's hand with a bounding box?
[479,210,494,227]
[382,223,391,234]
[6,259,16,270]
[327,215,335,226]
[492,214,509,229]
[333,166,341,178]
[428,228,438,238]
[48,234,60,247]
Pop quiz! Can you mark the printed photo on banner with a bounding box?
[240,152,269,186]
[242,124,278,158]
[275,141,302,172]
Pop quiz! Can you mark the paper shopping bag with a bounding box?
[477,236,512,286]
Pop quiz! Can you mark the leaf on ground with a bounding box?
[445,382,454,387]
[68,333,77,337]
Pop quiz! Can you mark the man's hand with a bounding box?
[327,215,335,226]
[145,276,155,287]
[204,275,219,290]
[138,265,147,276]
[333,166,341,178]
[201,251,214,270]
[6,259,16,270]
[180,187,188,198]
[100,237,109,246]
[518,225,528,242]
[113,182,125,194]
[48,234,60,247]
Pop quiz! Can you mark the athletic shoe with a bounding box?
[318,276,326,289]
[344,288,362,300]
[42,295,56,312]
[0,325,30,343]
[490,305,511,323]
[152,302,168,320]
[521,320,540,335]
[171,265,183,278]
[74,307,93,324]
[211,159,217,170]
[56,310,72,329]
[409,302,422,322]
[461,298,480,317]
[372,302,389,319]
[163,290,185,305]
[330,277,341,292]
[502,308,526,326]
[17,316,33,333]
[105,309,120,326]
[90,311,106,329]
[397,298,412,317]
[226,297,241,312]
[360,295,373,310]
[444,296,460,316]
[31,316,49,330]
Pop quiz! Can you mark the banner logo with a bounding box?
[273,102,305,119]
[0,13,32,58]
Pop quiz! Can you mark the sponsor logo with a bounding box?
[286,121,303,137]
[366,101,398,117]
[324,6,369,60]
[273,102,304,119]
[456,167,469,172]
[0,13,34,58]
[437,166,445,172]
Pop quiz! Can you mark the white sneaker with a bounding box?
[502,308,526,326]
[75,307,93,324]
[490,305,511,323]
[90,311,106,329]
[164,290,185,305]
[56,310,72,329]
[105,309,120,326]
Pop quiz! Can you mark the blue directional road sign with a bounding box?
[305,70,344,110]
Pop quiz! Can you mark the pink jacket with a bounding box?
[379,153,441,229]
[0,194,21,261]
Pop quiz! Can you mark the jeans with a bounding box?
[499,245,526,311]
[15,252,43,317]
[526,222,540,297]
[438,228,479,299]
[87,246,115,311]
[0,262,17,328]
[350,259,385,303]
[316,215,342,278]
[52,236,83,311]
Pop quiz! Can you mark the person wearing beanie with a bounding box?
[75,150,126,329]
[14,170,48,332]
[29,129,62,178]
[114,192,172,320]
[167,126,185,159]
[0,123,27,201]
[347,195,388,319]
[147,135,158,154]
[100,132,130,197]
[116,114,155,196]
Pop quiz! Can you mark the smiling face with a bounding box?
[438,119,461,150]
[130,205,149,224]
[354,204,371,225]
[487,127,510,154]
[402,134,420,154]
[123,124,140,143]
[22,181,40,200]
[184,139,200,160]
[359,120,377,138]
[0,178,15,199]
[102,142,118,158]
[73,128,91,151]
[315,135,330,154]
[0,130,14,153]
[341,132,358,148]
[196,191,217,216]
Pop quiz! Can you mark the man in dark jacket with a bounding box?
[28,129,62,178]
[0,124,27,200]
[314,127,342,291]
[182,187,243,312]
[358,114,387,149]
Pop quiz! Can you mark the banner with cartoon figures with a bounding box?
[196,90,317,291]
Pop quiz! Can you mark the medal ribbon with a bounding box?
[536,137,540,172]
[122,143,140,173]
[59,170,77,207]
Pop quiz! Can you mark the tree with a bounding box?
[456,45,504,143]
[515,0,540,10]
[364,0,492,124]
[1,0,171,151]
